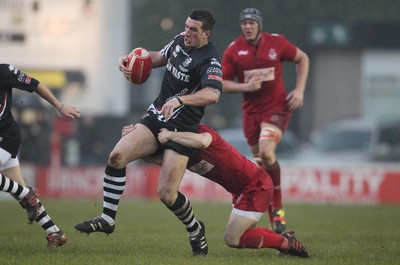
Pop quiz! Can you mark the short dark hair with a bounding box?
[189,10,215,31]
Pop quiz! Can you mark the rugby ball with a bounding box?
[126,47,152,84]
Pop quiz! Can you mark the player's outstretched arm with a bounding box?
[35,83,80,119]
[158,128,212,149]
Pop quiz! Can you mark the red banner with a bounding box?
[281,165,400,204]
[31,164,400,204]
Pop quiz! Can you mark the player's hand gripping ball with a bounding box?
[126,47,152,84]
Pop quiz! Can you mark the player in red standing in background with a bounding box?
[123,123,311,258]
[221,8,310,234]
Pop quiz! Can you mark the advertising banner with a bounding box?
[28,164,400,204]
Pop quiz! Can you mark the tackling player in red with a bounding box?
[129,124,311,258]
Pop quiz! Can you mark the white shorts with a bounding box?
[232,207,263,222]
[0,156,20,171]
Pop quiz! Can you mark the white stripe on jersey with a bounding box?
[160,32,187,58]
[148,103,184,122]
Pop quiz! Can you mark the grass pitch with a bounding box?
[0,199,399,265]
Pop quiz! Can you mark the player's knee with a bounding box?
[259,149,275,165]
[157,187,176,207]
[224,232,240,248]
[108,150,126,168]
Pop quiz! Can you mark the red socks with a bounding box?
[238,227,285,250]
[265,161,282,209]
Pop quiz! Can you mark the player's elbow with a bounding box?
[199,133,212,148]
[295,49,309,64]
[208,90,220,104]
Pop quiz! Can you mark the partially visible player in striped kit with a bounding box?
[0,63,80,246]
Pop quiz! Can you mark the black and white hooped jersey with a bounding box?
[0,64,39,129]
[149,33,223,132]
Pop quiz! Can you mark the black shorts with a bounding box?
[0,120,21,158]
[139,114,198,157]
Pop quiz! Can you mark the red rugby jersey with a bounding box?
[187,124,261,194]
[222,33,297,113]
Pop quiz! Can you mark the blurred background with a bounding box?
[1,0,399,203]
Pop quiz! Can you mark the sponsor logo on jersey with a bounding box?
[172,45,180,57]
[166,61,190,82]
[183,57,192,67]
[244,67,275,82]
[271,114,280,123]
[8,64,18,74]
[238,50,249,56]
[17,73,25,83]
[166,88,188,103]
[9,64,31,84]
[210,58,221,67]
[189,159,215,175]
[268,48,277,60]
[207,75,223,83]
[25,76,31,84]
[206,67,222,76]
[179,56,192,72]
[17,72,31,84]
